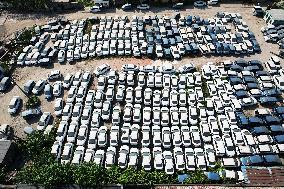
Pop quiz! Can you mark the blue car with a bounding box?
[259,96,278,105]
[275,135,284,143]
[270,125,284,134]
[251,126,270,135]
[186,16,192,26]
[240,155,264,166]
[249,117,265,126]
[263,155,282,165]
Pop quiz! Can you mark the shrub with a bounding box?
[25,95,40,109]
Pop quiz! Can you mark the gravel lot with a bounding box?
[0,3,283,138]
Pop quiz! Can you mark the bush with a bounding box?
[25,95,40,109]
[76,0,94,7]
[16,27,36,45]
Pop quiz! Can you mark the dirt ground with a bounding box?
[0,3,283,138]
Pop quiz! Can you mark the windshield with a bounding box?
[68,132,74,137]
[62,154,70,160]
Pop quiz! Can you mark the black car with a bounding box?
[0,77,11,92]
[255,71,270,77]
[247,82,259,90]
[229,77,244,85]
[235,59,248,67]
[243,76,257,83]
[230,64,243,72]
[244,65,261,72]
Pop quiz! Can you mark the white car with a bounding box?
[56,121,68,142]
[53,81,63,97]
[123,103,133,122]
[125,87,134,104]
[72,71,82,86]
[135,86,143,104]
[162,127,171,148]
[170,90,179,107]
[142,126,151,147]
[61,143,74,164]
[61,103,73,121]
[133,104,142,123]
[76,125,88,146]
[174,147,185,171]
[152,125,162,147]
[141,148,152,171]
[143,107,152,126]
[137,72,146,86]
[97,126,108,148]
[185,148,196,171]
[153,147,163,170]
[54,98,63,116]
[105,147,116,169]
[66,86,77,103]
[128,148,139,168]
[118,145,129,169]
[51,141,62,161]
[204,144,216,168]
[37,112,51,131]
[171,126,182,147]
[84,149,95,163]
[110,126,119,147]
[94,64,111,76]
[32,80,46,95]
[121,64,139,72]
[130,124,139,146]
[72,146,85,165]
[90,5,102,13]
[163,151,174,174]
[67,121,79,143]
[93,149,105,166]
[81,71,91,87]
[194,148,207,170]
[161,107,170,126]
[181,126,192,147]
[161,88,170,106]
[8,96,21,114]
[101,101,111,120]
[170,107,179,126]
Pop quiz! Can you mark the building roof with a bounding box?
[266,9,284,21]
[0,140,12,164]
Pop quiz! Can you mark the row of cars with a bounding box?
[44,61,284,177]
[16,12,260,66]
[201,57,284,107]
[261,24,284,57]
